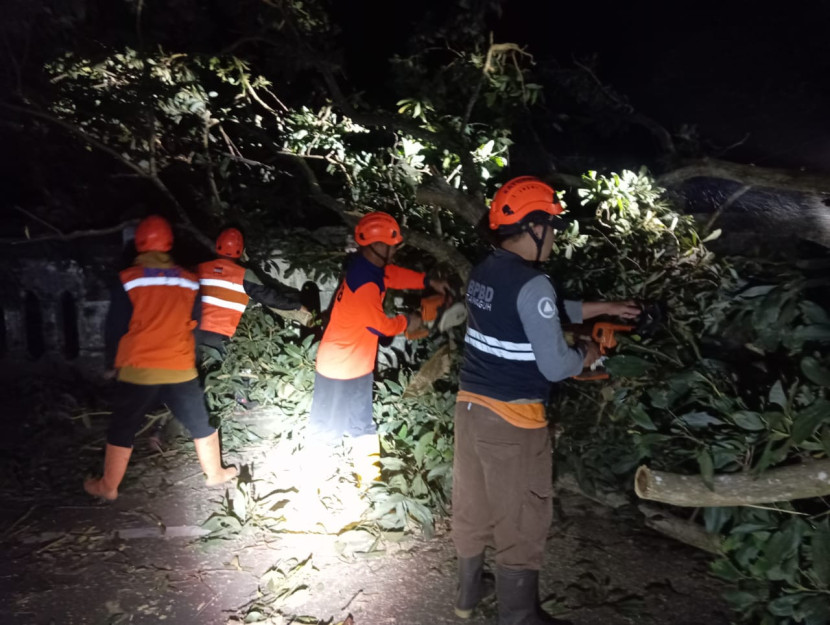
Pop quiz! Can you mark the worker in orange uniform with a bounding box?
[451,177,640,623]
[196,227,309,358]
[146,227,309,444]
[85,215,238,501]
[306,211,448,487]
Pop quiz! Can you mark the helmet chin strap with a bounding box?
[366,243,393,266]
[523,222,548,265]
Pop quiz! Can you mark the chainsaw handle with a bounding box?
[591,322,635,353]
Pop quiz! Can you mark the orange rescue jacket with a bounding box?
[197,259,250,336]
[115,264,200,370]
[316,256,426,380]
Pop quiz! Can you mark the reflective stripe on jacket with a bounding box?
[316,255,426,380]
[459,250,553,402]
[197,259,250,336]
[115,264,200,370]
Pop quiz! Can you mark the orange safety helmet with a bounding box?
[354,212,404,246]
[489,176,564,232]
[216,228,244,258]
[135,215,173,252]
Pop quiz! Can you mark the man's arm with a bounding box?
[243,268,303,311]
[517,276,585,382]
[384,265,427,290]
[581,301,641,321]
[352,283,409,337]
[104,282,132,369]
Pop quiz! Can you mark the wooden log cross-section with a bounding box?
[635,460,830,507]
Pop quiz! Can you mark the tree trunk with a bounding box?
[634,460,830,507]
[657,157,830,195]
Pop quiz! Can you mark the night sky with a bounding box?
[502,1,830,172]
[336,0,830,173]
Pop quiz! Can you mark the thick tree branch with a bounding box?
[639,504,722,554]
[0,101,214,250]
[635,460,830,507]
[415,175,487,227]
[556,473,722,553]
[658,158,830,195]
[278,152,472,278]
[0,220,139,245]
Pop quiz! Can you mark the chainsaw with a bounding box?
[565,302,663,381]
[405,290,467,340]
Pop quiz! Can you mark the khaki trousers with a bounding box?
[451,401,553,570]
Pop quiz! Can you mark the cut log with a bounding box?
[639,504,722,554]
[555,473,629,509]
[634,460,830,507]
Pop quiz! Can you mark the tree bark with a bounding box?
[415,178,486,228]
[634,460,830,507]
[638,504,722,554]
[658,158,830,196]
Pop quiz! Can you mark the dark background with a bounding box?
[335,0,830,172]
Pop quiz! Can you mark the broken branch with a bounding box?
[634,460,830,507]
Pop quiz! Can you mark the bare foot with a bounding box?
[205,466,239,486]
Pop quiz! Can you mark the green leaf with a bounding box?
[768,380,787,408]
[379,457,407,471]
[710,558,742,582]
[698,449,715,491]
[722,590,759,612]
[629,404,657,431]
[801,357,830,386]
[768,593,810,617]
[801,595,830,625]
[814,520,830,587]
[738,285,776,299]
[791,399,830,445]
[605,355,656,377]
[794,324,830,344]
[680,411,724,429]
[731,411,766,431]
[801,301,830,324]
[764,519,805,564]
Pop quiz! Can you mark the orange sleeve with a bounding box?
[384,265,427,291]
[353,282,409,337]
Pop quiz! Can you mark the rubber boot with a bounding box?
[496,567,572,625]
[84,444,133,501]
[350,434,381,489]
[455,552,495,618]
[193,431,238,486]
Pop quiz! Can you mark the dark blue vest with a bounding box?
[459,249,552,402]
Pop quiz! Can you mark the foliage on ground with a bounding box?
[550,170,830,625]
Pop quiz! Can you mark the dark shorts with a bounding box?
[196,329,229,361]
[307,372,375,443]
[107,378,216,447]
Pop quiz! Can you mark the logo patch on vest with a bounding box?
[466,279,494,311]
[537,297,556,318]
[213,266,224,275]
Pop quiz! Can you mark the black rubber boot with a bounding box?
[496,567,572,625]
[455,553,495,618]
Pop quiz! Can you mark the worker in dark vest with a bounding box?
[451,177,640,623]
[85,215,238,500]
